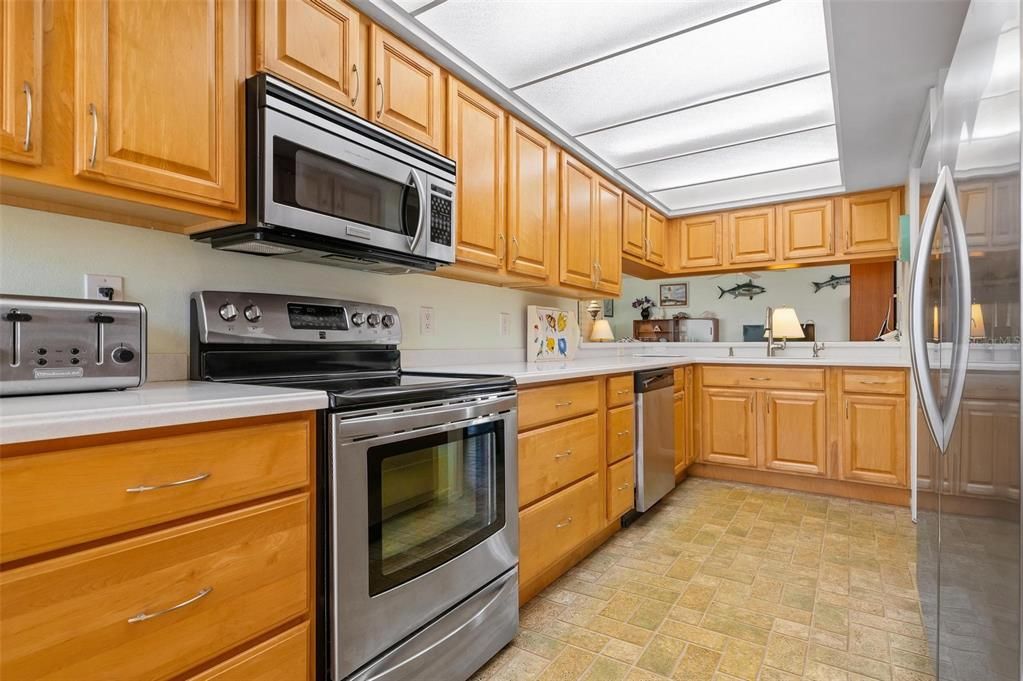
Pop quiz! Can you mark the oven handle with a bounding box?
[407,169,427,254]
[333,394,517,443]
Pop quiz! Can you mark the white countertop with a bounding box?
[0,381,328,445]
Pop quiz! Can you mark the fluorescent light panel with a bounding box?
[394,0,436,13]
[516,0,830,134]
[622,125,839,192]
[653,161,843,212]
[415,0,764,87]
[579,73,835,168]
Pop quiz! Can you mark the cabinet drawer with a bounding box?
[518,414,600,508]
[519,380,599,430]
[1,415,312,562]
[701,365,825,391]
[607,456,635,520]
[841,369,906,395]
[606,404,635,464]
[606,374,634,407]
[519,474,601,585]
[187,622,309,681]
[1,495,309,681]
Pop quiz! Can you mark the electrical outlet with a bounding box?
[84,274,124,301]
[499,312,511,337]
[420,307,435,336]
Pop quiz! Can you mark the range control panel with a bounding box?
[0,295,146,397]
[192,291,401,345]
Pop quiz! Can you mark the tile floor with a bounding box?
[471,477,932,681]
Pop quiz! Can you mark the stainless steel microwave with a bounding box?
[193,75,456,274]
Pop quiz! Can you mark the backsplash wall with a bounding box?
[0,206,572,359]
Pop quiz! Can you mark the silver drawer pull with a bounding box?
[749,377,770,381]
[554,450,572,460]
[555,517,573,529]
[128,586,212,623]
[617,430,630,437]
[126,472,210,494]
[860,380,887,385]
[554,400,573,407]
[616,482,630,491]
[616,389,629,395]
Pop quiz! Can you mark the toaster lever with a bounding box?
[91,313,114,364]
[5,308,30,367]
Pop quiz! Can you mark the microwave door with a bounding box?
[261,109,421,254]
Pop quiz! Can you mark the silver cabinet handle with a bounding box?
[554,450,572,460]
[88,103,99,167]
[126,472,210,494]
[595,262,602,283]
[616,389,629,395]
[498,232,505,263]
[860,379,887,385]
[554,400,573,407]
[617,430,630,437]
[375,78,383,118]
[644,237,650,258]
[22,81,32,152]
[616,482,630,491]
[128,587,212,623]
[511,235,519,261]
[591,262,598,288]
[555,517,573,529]
[749,377,770,381]
[351,64,360,106]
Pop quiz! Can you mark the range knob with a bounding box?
[351,312,366,327]
[367,313,381,327]
[243,304,262,323]
[381,314,396,329]
[218,303,238,322]
[111,347,135,364]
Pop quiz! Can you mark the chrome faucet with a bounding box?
[813,341,825,358]
[765,306,785,357]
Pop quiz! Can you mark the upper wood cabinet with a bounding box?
[506,116,557,280]
[778,198,834,260]
[447,78,505,270]
[678,214,722,269]
[839,188,901,255]
[700,387,757,467]
[763,390,827,476]
[0,0,42,166]
[645,209,667,266]
[594,179,622,294]
[370,26,444,152]
[257,0,364,116]
[622,194,646,259]
[726,206,775,264]
[559,153,597,290]
[839,393,907,487]
[74,0,241,207]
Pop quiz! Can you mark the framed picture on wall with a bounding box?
[659,283,688,307]
[603,300,614,318]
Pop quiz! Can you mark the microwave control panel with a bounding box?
[429,185,453,247]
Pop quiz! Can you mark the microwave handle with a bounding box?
[407,170,427,253]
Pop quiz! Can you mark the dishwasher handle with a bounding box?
[634,368,674,392]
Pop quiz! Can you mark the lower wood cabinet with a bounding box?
[187,623,309,681]
[518,413,599,507]
[700,387,757,467]
[839,393,907,487]
[606,404,634,464]
[607,456,635,520]
[518,473,601,586]
[763,390,827,476]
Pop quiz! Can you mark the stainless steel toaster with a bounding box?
[0,294,146,396]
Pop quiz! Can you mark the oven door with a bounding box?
[329,394,518,680]
[261,106,430,259]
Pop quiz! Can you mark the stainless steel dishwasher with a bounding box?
[634,368,677,512]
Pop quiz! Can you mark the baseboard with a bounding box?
[687,463,910,506]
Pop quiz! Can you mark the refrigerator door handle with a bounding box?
[909,165,972,454]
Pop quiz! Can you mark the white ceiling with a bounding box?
[392,0,969,215]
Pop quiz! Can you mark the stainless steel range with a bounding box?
[190,291,518,681]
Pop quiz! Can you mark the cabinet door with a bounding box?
[958,399,1020,500]
[448,79,505,270]
[75,0,241,206]
[622,194,646,258]
[958,183,992,247]
[0,0,42,165]
[673,389,685,473]
[559,153,597,289]
[186,623,309,681]
[595,179,622,294]
[678,214,722,268]
[839,188,901,255]
[763,390,826,476]
[778,198,833,260]
[507,116,556,280]
[726,207,775,264]
[370,26,444,152]
[645,209,667,266]
[700,388,757,467]
[258,0,363,115]
[840,394,907,486]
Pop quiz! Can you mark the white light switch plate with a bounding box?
[499,312,511,336]
[84,274,124,301]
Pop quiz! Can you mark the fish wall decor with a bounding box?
[811,274,851,292]
[717,279,767,300]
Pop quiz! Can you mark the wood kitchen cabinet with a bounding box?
[763,390,827,476]
[506,116,557,280]
[257,0,365,116]
[622,194,647,259]
[559,153,599,290]
[839,188,902,255]
[778,198,834,260]
[726,206,775,264]
[677,214,723,269]
[74,0,241,207]
[370,25,444,152]
[594,179,622,294]
[447,78,505,270]
[700,387,757,467]
[839,393,907,487]
[673,366,693,477]
[645,209,667,266]
[0,0,42,166]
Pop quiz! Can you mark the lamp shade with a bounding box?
[971,303,986,339]
[764,307,805,339]
[590,319,615,342]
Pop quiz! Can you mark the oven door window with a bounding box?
[272,138,420,237]
[367,421,505,596]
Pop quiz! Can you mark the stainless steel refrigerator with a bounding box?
[910,1,1021,679]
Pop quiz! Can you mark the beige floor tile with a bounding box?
[635,634,686,677]
[717,638,764,680]
[536,646,596,681]
[672,644,722,681]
